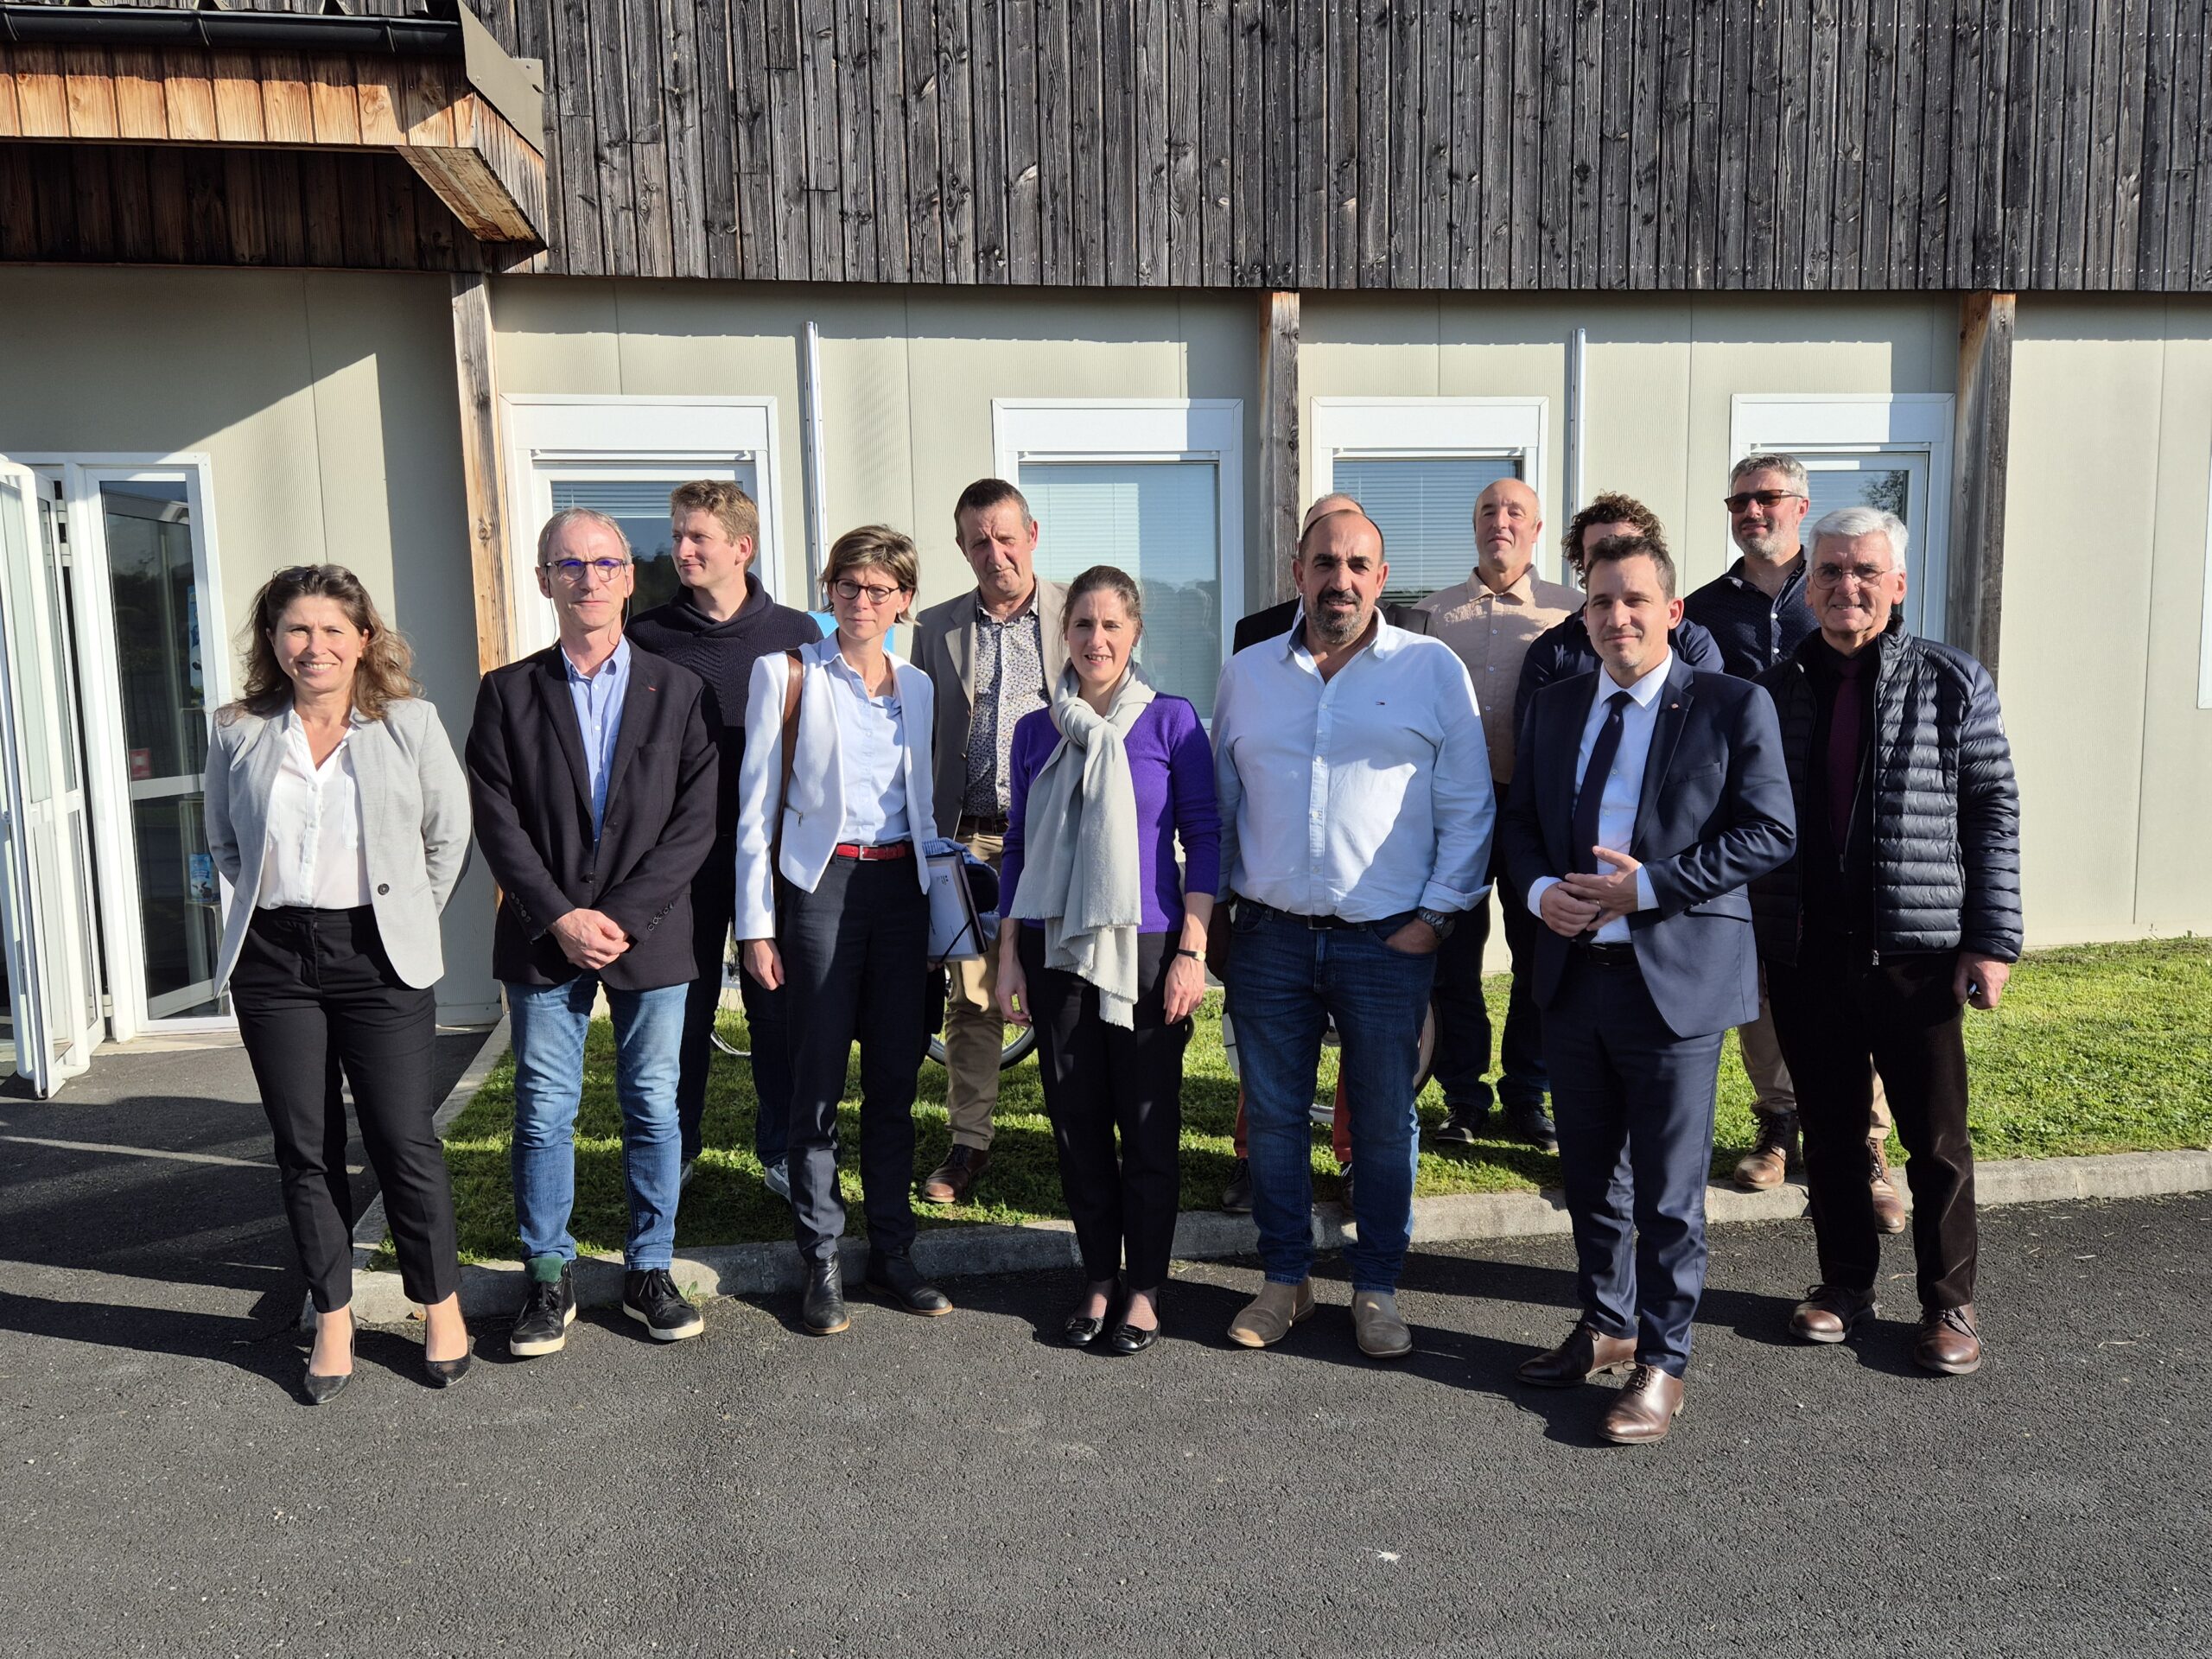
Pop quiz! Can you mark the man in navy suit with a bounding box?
[1497,533,1796,1444]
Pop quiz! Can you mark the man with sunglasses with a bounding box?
[1687,455,1901,1227]
[467,507,719,1357]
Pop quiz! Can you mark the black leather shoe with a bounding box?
[1104,1322,1159,1356]
[1516,1321,1637,1388]
[1062,1313,1107,1347]
[303,1329,355,1406]
[1219,1157,1254,1213]
[866,1251,952,1317]
[801,1259,849,1335]
[1501,1100,1560,1154]
[423,1340,473,1388]
[1432,1101,1489,1145]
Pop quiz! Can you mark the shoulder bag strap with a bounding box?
[771,648,804,873]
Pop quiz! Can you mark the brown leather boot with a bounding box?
[1599,1365,1684,1445]
[1789,1283,1878,1343]
[1868,1141,1908,1235]
[1227,1278,1316,1348]
[1732,1111,1800,1191]
[1914,1303,1983,1375]
[1516,1321,1637,1388]
[919,1145,988,1205]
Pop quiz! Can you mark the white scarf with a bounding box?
[1010,661,1157,1027]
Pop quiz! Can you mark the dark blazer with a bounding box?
[466,642,719,990]
[1498,652,1796,1039]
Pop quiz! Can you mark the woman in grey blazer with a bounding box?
[205,565,473,1402]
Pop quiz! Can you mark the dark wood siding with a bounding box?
[19,0,2212,289]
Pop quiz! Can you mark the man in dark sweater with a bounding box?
[626,480,822,1198]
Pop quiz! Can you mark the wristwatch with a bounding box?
[1415,907,1458,939]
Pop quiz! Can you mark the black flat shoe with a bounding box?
[1103,1322,1159,1356]
[423,1344,473,1388]
[303,1329,355,1406]
[1062,1313,1107,1348]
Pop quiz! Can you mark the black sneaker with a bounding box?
[508,1260,576,1357]
[1219,1157,1254,1213]
[622,1268,705,1342]
[1432,1102,1489,1146]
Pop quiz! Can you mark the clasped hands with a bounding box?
[1539,846,1643,938]
[549,907,632,971]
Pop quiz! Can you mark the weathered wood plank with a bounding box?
[1994,0,2038,281]
[452,271,517,673]
[0,57,19,139]
[868,0,912,281]
[1682,0,1719,286]
[797,0,844,279]
[662,0,709,278]
[1096,0,1135,285]
[1910,0,1950,286]
[207,49,269,143]
[728,0,777,278]
[0,144,33,257]
[2081,0,2123,283]
[693,0,741,278]
[112,48,171,142]
[2031,0,2068,285]
[1965,0,2011,285]
[1478,0,1511,285]
[67,144,114,252]
[938,0,982,283]
[762,0,811,280]
[548,0,606,274]
[14,47,69,137]
[260,147,309,266]
[1536,0,1570,283]
[353,53,406,144]
[299,149,346,266]
[1948,292,2015,677]
[1230,0,1263,283]
[106,142,154,261]
[909,0,949,281]
[1258,290,1300,601]
[972,0,1013,281]
[222,146,270,264]
[1745,0,1784,286]
[1261,0,1296,286]
[1036,0,1075,282]
[2181,0,2212,287]
[1714,0,1750,284]
[1599,0,1636,289]
[1065,0,1103,283]
[614,0,670,279]
[2055,0,2094,285]
[2107,0,2148,284]
[830,0,879,281]
[1004,0,1045,282]
[590,10,642,275]
[1569,0,1604,288]
[64,47,120,140]
[144,144,189,262]
[1856,0,1896,284]
[1164,0,1202,284]
[1802,0,1840,288]
[1362,0,1394,284]
[1938,0,1982,287]
[1508,0,1539,283]
[251,51,313,144]
[1296,0,1328,285]
[1447,0,1481,286]
[1628,0,1664,288]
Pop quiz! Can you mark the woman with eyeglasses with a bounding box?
[994,564,1219,1355]
[734,526,950,1337]
[205,564,474,1402]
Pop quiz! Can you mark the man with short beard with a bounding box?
[1211,510,1492,1361]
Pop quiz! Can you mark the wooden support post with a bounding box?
[450,270,513,676]
[1949,291,2015,681]
[1258,289,1301,604]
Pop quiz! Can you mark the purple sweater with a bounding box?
[1001,696,1221,936]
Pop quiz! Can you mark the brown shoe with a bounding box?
[1914,1303,1983,1375]
[1227,1279,1316,1348]
[1599,1365,1684,1445]
[1516,1321,1637,1388]
[1350,1290,1412,1360]
[1868,1141,1908,1235]
[919,1145,988,1205]
[1789,1283,1878,1343]
[1732,1111,1800,1191]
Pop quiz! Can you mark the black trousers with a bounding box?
[676,861,796,1168]
[1020,926,1185,1290]
[231,906,458,1313]
[1766,930,1977,1309]
[778,855,929,1263]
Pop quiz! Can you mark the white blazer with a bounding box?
[734,633,938,940]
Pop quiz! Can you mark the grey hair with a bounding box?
[537,505,632,566]
[1809,505,1910,565]
[1729,452,1810,493]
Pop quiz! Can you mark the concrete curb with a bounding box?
[346,1140,2212,1324]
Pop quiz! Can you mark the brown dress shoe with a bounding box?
[919,1145,988,1205]
[1227,1279,1315,1348]
[1914,1303,1983,1375]
[1732,1111,1800,1191]
[1599,1365,1684,1445]
[1516,1321,1637,1387]
[1789,1283,1878,1343]
[1868,1141,1908,1235]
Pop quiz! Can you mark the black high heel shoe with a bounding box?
[423,1333,474,1388]
[303,1327,356,1406]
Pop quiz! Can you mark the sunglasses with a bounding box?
[1723,489,1807,513]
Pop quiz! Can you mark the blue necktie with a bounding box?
[1570,690,1632,876]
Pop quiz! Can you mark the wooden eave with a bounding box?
[0,40,543,245]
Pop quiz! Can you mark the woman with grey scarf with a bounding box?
[995,566,1221,1355]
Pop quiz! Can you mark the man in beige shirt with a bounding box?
[1408,476,1581,1150]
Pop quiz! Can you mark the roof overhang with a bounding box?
[0,2,544,246]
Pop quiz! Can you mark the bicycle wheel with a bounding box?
[925,963,1038,1071]
[709,947,749,1059]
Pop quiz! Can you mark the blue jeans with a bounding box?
[1225,905,1438,1293]
[507,976,688,1272]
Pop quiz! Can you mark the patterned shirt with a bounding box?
[961,594,1047,818]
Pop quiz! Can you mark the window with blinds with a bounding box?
[547,467,759,615]
[1020,460,1223,718]
[1332,455,1522,609]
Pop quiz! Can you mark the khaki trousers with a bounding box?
[944,828,1007,1151]
[1742,963,1893,1139]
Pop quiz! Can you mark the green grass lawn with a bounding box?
[423,937,2210,1264]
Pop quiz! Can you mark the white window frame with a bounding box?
[1730,392,1955,641]
[1311,397,1553,580]
[2199,440,2212,709]
[13,452,232,1040]
[990,397,1245,693]
[501,394,787,661]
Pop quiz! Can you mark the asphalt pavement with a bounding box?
[3,1154,2207,1658]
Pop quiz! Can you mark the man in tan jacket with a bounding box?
[908,478,1068,1203]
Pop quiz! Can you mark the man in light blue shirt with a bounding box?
[1211,508,1495,1361]
[563,633,630,836]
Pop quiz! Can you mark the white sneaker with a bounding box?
[763,1160,791,1202]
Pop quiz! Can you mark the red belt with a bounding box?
[832,841,913,861]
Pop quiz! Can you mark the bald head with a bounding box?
[1301,492,1360,539]
[1474,476,1542,594]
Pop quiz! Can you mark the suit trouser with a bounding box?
[675,860,795,1169]
[941,827,1006,1152]
[1765,931,1977,1310]
[1740,963,1894,1137]
[1544,951,1722,1377]
[779,855,928,1263]
[1020,927,1185,1289]
[232,905,457,1315]
[1428,786,1548,1113]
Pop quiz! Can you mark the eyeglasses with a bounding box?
[543,557,631,585]
[1723,489,1807,513]
[1809,562,1893,588]
[832,578,906,605]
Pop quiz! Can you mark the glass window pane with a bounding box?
[549,467,760,616]
[1020,461,1222,719]
[100,481,206,781]
[1806,465,1912,525]
[1333,455,1522,608]
[133,792,222,1014]
[35,497,79,792]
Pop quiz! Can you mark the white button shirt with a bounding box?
[1212,619,1494,922]
[1526,652,1668,943]
[825,651,912,845]
[258,709,372,910]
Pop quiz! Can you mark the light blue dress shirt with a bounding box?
[1526,650,1668,943]
[1211,619,1494,922]
[826,651,910,845]
[563,635,630,837]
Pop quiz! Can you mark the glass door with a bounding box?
[1800,451,1936,637]
[0,459,104,1093]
